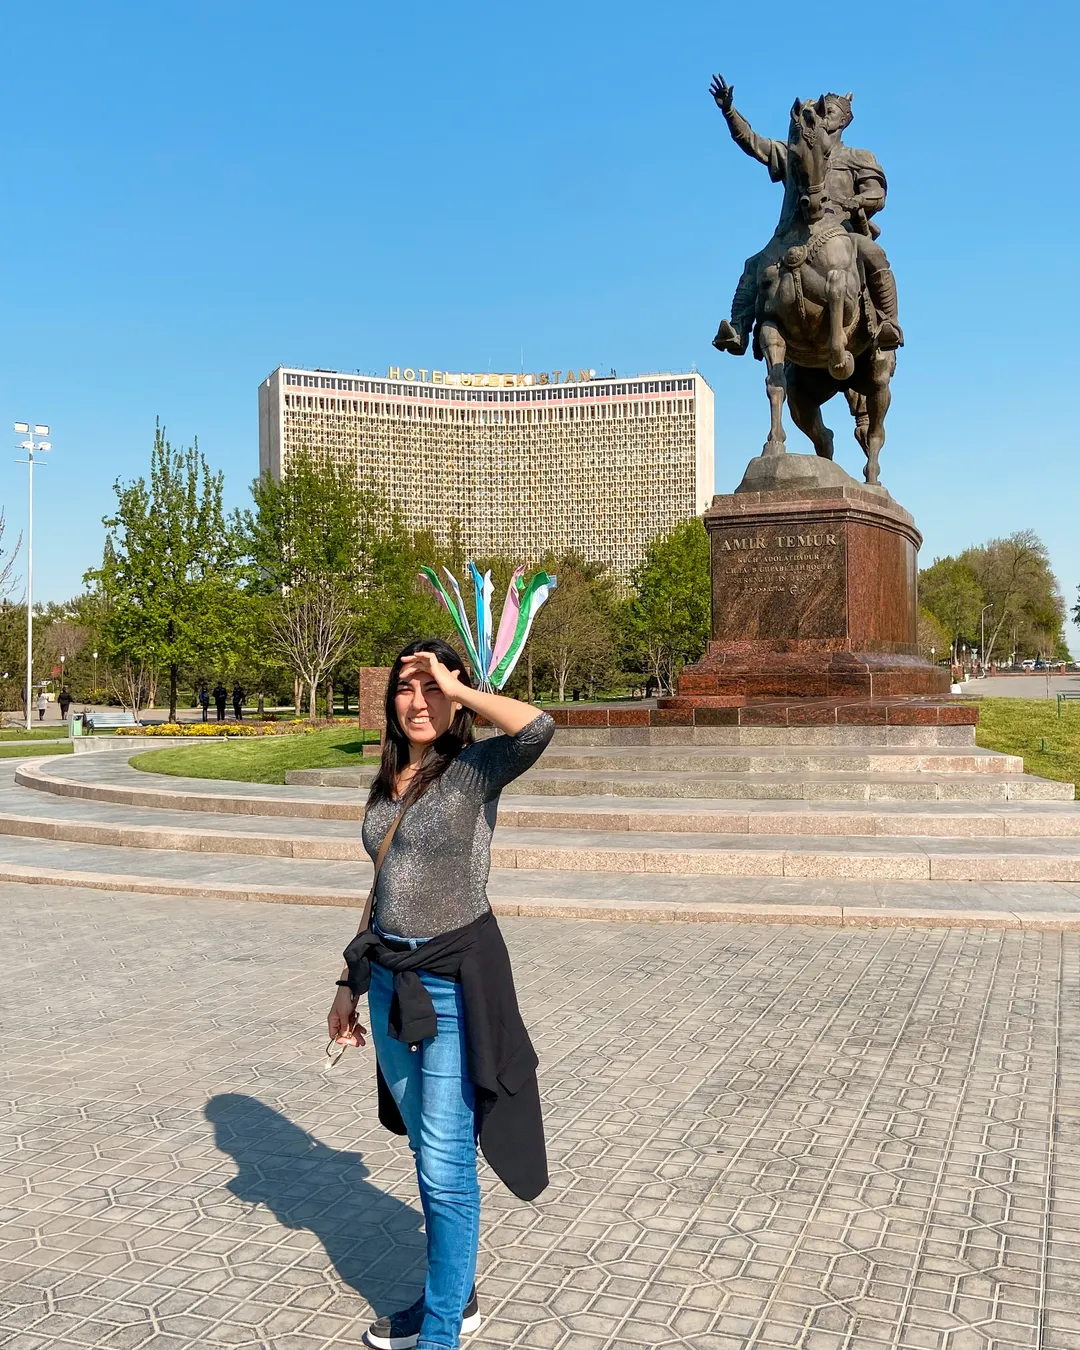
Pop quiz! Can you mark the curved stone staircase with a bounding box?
[0,720,1077,927]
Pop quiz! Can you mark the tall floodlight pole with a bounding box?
[980,604,993,674]
[14,423,52,732]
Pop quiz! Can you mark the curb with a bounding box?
[3,810,1080,881]
[0,862,1077,929]
[14,761,366,820]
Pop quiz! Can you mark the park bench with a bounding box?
[1056,693,1080,717]
[84,709,140,733]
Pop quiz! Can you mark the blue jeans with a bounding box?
[368,958,480,1350]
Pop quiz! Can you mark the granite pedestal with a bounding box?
[664,455,952,714]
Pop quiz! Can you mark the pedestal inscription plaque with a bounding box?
[712,523,847,641]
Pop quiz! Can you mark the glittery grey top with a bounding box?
[362,712,555,939]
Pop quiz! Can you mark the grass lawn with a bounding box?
[131,726,380,784]
[974,698,1080,799]
[0,728,71,740]
[0,744,72,759]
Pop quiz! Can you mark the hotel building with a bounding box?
[258,363,714,581]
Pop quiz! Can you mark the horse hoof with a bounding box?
[763,439,786,457]
[830,354,855,380]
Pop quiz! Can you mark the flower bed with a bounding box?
[115,719,319,738]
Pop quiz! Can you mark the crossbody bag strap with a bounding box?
[356,806,405,935]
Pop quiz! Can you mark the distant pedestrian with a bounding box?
[213,682,228,722]
[198,685,210,723]
[36,691,47,722]
[232,682,245,721]
[58,688,72,719]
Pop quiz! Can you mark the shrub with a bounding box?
[114,720,324,738]
[117,722,263,738]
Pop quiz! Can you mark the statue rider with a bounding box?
[710,76,904,356]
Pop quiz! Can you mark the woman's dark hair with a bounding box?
[367,638,475,807]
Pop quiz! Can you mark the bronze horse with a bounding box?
[753,98,895,485]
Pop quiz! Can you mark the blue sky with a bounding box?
[1,1,1077,646]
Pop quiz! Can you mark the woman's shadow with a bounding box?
[205,1093,424,1314]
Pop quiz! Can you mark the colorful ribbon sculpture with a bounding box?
[419,564,558,691]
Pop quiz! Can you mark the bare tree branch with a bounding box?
[267,586,356,718]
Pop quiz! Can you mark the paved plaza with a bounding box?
[958,676,1080,700]
[2,884,1079,1349]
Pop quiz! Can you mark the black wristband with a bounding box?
[335,979,352,989]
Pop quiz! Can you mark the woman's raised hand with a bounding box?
[399,648,463,699]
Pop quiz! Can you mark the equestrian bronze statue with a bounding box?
[710,76,902,486]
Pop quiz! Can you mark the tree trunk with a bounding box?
[526,650,533,704]
[169,664,178,722]
[325,675,334,720]
[308,679,317,719]
[294,676,301,716]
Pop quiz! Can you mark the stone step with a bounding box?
[503,770,1071,802]
[16,759,369,819]
[287,764,1072,803]
[289,745,1025,782]
[3,799,1080,879]
[19,753,1077,823]
[2,775,1079,848]
[0,831,1074,928]
[488,827,1080,882]
[542,725,979,747]
[534,747,1022,774]
[496,797,1080,837]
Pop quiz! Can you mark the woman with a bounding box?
[328,638,554,1350]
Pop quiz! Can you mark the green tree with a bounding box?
[622,519,710,695]
[529,553,617,701]
[246,451,374,594]
[917,608,950,663]
[960,531,1065,663]
[248,455,452,711]
[918,557,983,662]
[86,423,249,720]
[356,521,455,665]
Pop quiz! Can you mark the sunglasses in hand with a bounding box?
[324,1038,350,1070]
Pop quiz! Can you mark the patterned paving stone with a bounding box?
[1,884,1078,1349]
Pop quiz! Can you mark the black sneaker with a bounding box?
[364,1287,481,1349]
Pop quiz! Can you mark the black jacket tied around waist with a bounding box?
[343,910,548,1202]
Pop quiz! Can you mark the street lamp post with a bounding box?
[14,423,51,733]
[980,604,994,675]
[93,650,98,698]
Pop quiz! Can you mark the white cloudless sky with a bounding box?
[1,1,1077,646]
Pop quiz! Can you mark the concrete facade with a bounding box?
[258,365,715,582]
